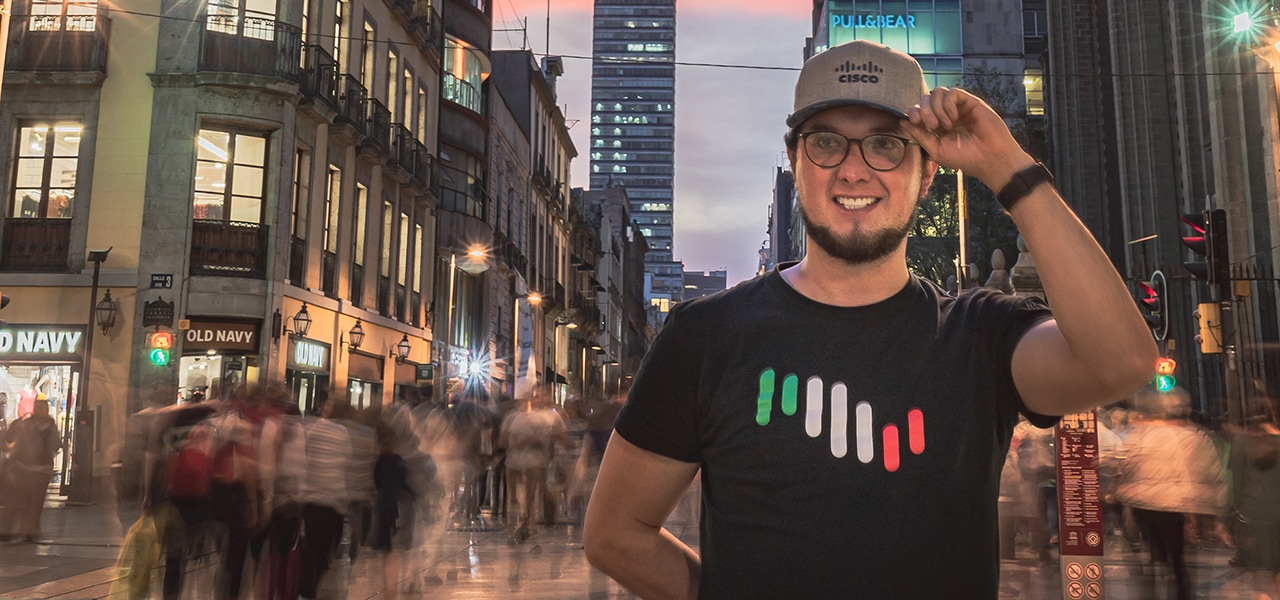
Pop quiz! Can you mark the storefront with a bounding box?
[285,337,330,413]
[178,318,261,401]
[0,324,86,494]
[346,350,384,410]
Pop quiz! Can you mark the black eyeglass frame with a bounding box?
[797,131,920,171]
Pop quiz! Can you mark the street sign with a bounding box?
[150,274,173,289]
[1057,411,1105,599]
[143,298,174,327]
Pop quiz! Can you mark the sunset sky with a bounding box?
[493,0,813,286]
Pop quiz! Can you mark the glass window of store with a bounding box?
[0,324,88,495]
[347,351,383,410]
[285,337,330,414]
[178,319,261,401]
[12,123,81,219]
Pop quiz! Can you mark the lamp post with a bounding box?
[512,291,541,397]
[441,247,487,403]
[71,247,111,504]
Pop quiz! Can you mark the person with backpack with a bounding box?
[0,399,61,543]
[145,390,217,600]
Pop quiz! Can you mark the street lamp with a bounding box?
[345,318,365,352]
[441,246,488,402]
[94,289,117,335]
[390,333,411,364]
[512,291,541,396]
[72,247,111,504]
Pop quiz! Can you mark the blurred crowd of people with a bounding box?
[999,386,1280,600]
[111,380,623,600]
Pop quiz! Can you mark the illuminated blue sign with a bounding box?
[832,14,917,29]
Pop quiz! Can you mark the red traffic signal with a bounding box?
[1181,209,1229,293]
[1155,357,1176,376]
[1136,271,1167,341]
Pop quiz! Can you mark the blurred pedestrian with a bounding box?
[499,386,567,543]
[0,399,60,543]
[1115,387,1227,600]
[370,422,414,599]
[297,391,352,600]
[583,38,1158,598]
[1227,396,1280,598]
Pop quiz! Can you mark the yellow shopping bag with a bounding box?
[108,510,166,600]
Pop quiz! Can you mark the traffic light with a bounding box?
[147,331,173,366]
[1193,302,1224,354]
[1154,356,1177,393]
[1181,209,1230,297]
[1136,271,1167,340]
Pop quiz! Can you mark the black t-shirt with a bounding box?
[615,266,1056,599]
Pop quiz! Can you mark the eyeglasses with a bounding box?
[798,131,918,171]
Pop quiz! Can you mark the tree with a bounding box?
[906,67,1035,289]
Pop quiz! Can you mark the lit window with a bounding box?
[1023,69,1044,116]
[193,129,267,223]
[12,124,81,218]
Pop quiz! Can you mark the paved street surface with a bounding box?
[0,490,1266,599]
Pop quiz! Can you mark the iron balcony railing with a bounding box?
[350,263,365,307]
[300,44,339,110]
[288,235,306,285]
[198,16,301,81]
[335,74,368,133]
[5,8,109,72]
[390,124,414,170]
[411,139,433,188]
[190,219,268,279]
[364,98,392,154]
[0,218,70,272]
[321,250,337,297]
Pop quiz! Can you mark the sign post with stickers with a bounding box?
[1057,411,1104,599]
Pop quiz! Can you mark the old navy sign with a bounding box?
[832,14,917,29]
[288,338,329,372]
[183,320,259,353]
[0,325,87,361]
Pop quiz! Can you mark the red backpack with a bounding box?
[165,419,216,499]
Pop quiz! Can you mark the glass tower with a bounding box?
[589,0,681,307]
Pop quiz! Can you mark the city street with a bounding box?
[0,489,1267,599]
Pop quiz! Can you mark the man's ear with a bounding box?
[786,147,797,173]
[919,158,939,198]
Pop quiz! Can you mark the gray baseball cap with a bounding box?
[787,40,929,128]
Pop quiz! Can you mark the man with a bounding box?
[297,390,351,600]
[583,40,1158,599]
[498,387,567,543]
[0,399,60,543]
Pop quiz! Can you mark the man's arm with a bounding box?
[583,432,701,600]
[906,87,1158,415]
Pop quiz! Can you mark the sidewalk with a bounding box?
[0,490,1269,599]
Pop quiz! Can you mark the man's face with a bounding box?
[788,105,935,266]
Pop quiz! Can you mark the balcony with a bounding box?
[1,219,70,272]
[198,16,301,82]
[411,139,434,189]
[300,45,339,110]
[390,124,415,171]
[321,250,337,297]
[5,10,109,72]
[377,275,391,316]
[190,219,268,279]
[364,98,392,154]
[335,75,368,134]
[410,2,444,48]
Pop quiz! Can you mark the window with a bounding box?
[353,183,367,265]
[386,49,398,115]
[397,209,409,286]
[402,68,413,125]
[443,35,485,113]
[438,145,485,219]
[29,0,97,31]
[333,0,347,72]
[412,223,423,293]
[417,85,428,142]
[323,165,341,252]
[12,124,81,218]
[193,129,267,222]
[1024,69,1044,116]
[207,0,276,40]
[291,149,310,238]
[360,20,375,91]
[380,200,392,278]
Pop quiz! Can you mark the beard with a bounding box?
[799,202,915,265]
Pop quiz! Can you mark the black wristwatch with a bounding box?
[996,162,1054,211]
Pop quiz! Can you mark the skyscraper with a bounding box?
[589,0,682,314]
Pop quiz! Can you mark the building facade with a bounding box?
[588,0,682,315]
